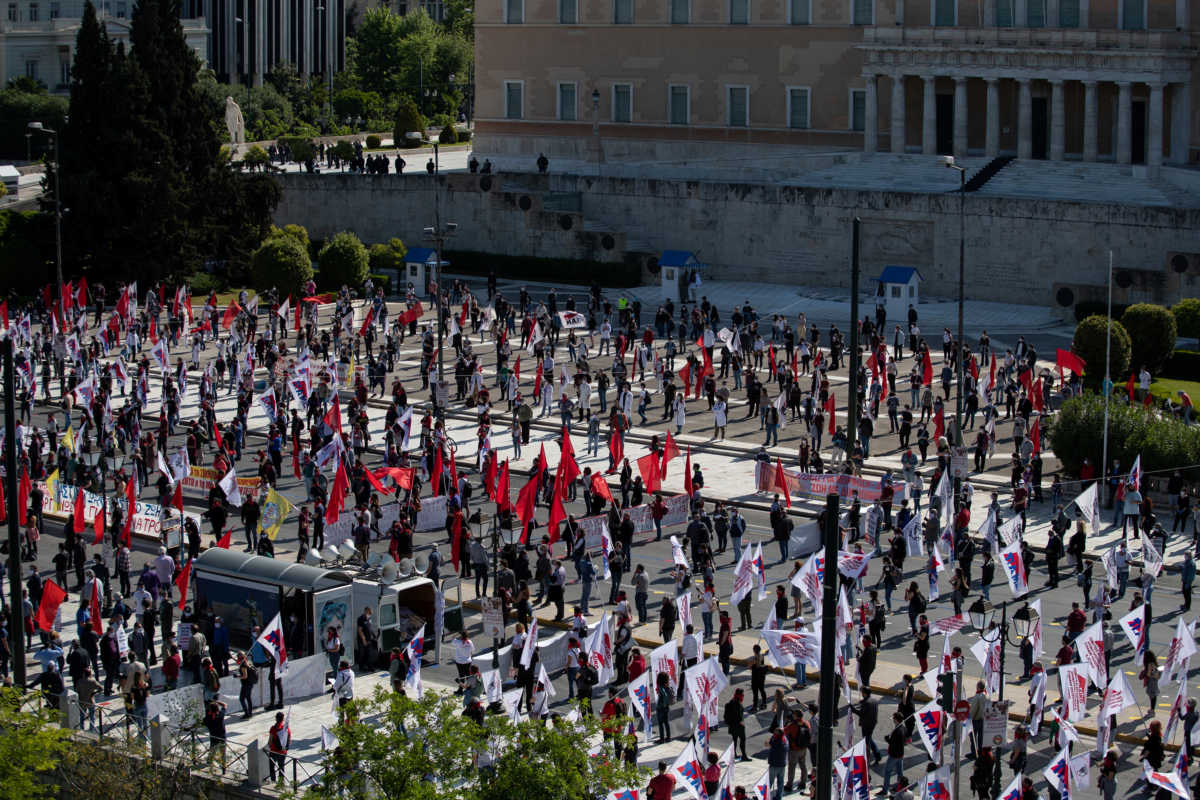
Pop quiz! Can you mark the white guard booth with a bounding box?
[874,266,923,324]
[659,250,704,304]
[403,247,441,299]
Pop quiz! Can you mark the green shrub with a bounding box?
[368,238,407,274]
[277,135,314,163]
[1121,303,1177,374]
[442,250,642,287]
[456,130,472,143]
[366,134,382,149]
[392,97,425,146]
[243,144,270,168]
[368,273,391,293]
[439,124,456,144]
[332,140,356,164]
[430,113,453,130]
[318,231,370,289]
[277,223,310,251]
[1048,393,1200,481]
[1070,315,1131,388]
[187,271,225,295]
[252,233,313,296]
[1172,298,1200,344]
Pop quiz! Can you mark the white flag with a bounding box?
[627,669,654,737]
[999,542,1027,597]
[650,640,680,696]
[218,467,243,508]
[731,544,757,607]
[520,617,538,668]
[670,536,691,570]
[404,625,425,697]
[1165,619,1198,683]
[1076,620,1107,689]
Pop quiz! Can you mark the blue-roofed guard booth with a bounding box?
[403,247,440,299]
[874,266,923,326]
[659,250,704,303]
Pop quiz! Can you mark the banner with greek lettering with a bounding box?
[754,462,906,504]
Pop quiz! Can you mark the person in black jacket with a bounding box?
[724,688,748,760]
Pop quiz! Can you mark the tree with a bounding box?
[308,690,645,800]
[393,96,425,144]
[252,231,313,295]
[0,690,75,798]
[319,231,370,288]
[1172,298,1200,347]
[242,144,270,170]
[0,87,67,159]
[1121,303,1177,374]
[347,7,408,101]
[332,140,357,167]
[1071,315,1131,388]
[1048,394,1200,479]
[369,238,408,274]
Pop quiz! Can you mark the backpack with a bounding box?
[246,664,259,685]
[792,721,812,749]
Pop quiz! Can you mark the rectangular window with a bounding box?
[49,0,58,16]
[612,84,632,123]
[558,0,576,22]
[59,59,69,85]
[614,0,633,21]
[730,0,748,23]
[28,2,38,19]
[727,85,748,127]
[670,0,689,23]
[994,0,1013,25]
[1026,0,1045,25]
[6,3,15,20]
[25,60,38,80]
[1121,0,1144,28]
[504,81,523,119]
[557,82,577,121]
[505,0,522,23]
[933,0,954,25]
[668,84,689,125]
[852,0,873,24]
[787,87,810,129]
[116,1,125,15]
[1058,0,1079,24]
[850,89,866,131]
[789,0,809,23]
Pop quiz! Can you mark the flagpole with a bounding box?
[1101,250,1113,520]
[815,492,840,800]
[3,338,27,685]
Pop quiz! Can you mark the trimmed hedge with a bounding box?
[457,130,472,143]
[1071,315,1131,389]
[317,231,370,289]
[442,250,642,287]
[366,134,382,149]
[1121,303,1177,374]
[1048,394,1200,480]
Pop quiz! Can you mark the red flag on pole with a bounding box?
[449,449,459,495]
[768,345,777,377]
[825,393,837,436]
[921,350,933,386]
[326,461,350,525]
[636,452,662,493]
[496,460,511,513]
[221,301,241,330]
[607,430,624,474]
[171,482,184,513]
[76,276,88,309]
[90,579,102,630]
[590,472,614,504]
[683,448,694,497]
[123,477,136,547]
[934,405,945,440]
[1030,417,1041,456]
[776,458,791,508]
[363,467,394,496]
[534,361,544,400]
[175,560,191,610]
[324,396,343,435]
[1055,348,1086,380]
[677,362,692,391]
[515,473,539,543]
[450,513,463,570]
[431,444,443,496]
[216,529,233,549]
[92,502,106,545]
[73,488,87,533]
[1126,373,1136,402]
[17,468,30,527]
[292,438,302,479]
[35,580,67,632]
[660,432,680,478]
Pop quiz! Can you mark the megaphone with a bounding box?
[367,552,384,569]
[305,548,323,566]
[414,553,429,574]
[397,558,415,578]
[381,560,399,582]
[339,541,359,561]
[321,545,341,563]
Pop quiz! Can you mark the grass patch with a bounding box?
[1150,377,1200,399]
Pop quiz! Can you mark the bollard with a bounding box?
[60,690,80,730]
[149,714,169,760]
[245,737,269,788]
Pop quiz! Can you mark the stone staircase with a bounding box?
[974,158,1200,207]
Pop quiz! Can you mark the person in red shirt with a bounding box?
[628,648,646,683]
[647,760,676,800]
[703,751,721,797]
[1065,602,1087,640]
[267,711,289,782]
[1055,635,1074,666]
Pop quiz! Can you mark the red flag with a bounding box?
[636,452,662,493]
[484,453,499,501]
[1030,417,1041,456]
[148,318,158,345]
[294,298,301,332]
[607,429,624,474]
[326,461,350,524]
[534,361,544,400]
[921,350,933,386]
[768,345,776,377]
[17,467,31,527]
[73,488,87,534]
[825,392,837,436]
[1032,378,1044,412]
[221,301,241,330]
[1018,368,1033,396]
[76,277,88,309]
[431,444,443,496]
[292,438,302,480]
[175,560,191,610]
[496,460,511,513]
[63,280,74,311]
[0,300,8,330]
[363,467,394,496]
[590,472,614,504]
[449,449,459,495]
[324,396,343,435]
[775,458,791,508]
[988,358,997,392]
[450,513,463,570]
[216,529,233,549]
[934,405,945,440]
[515,473,539,543]
[677,362,692,390]
[171,481,184,513]
[35,580,67,633]
[546,468,568,544]
[122,477,136,547]
[1144,391,1154,408]
[513,356,521,385]
[1126,373,1136,402]
[684,448,694,497]
[791,348,799,380]
[184,291,193,323]
[968,354,979,381]
[92,503,106,545]
[660,432,680,478]
[358,306,375,337]
[1055,348,1086,380]
[41,284,53,310]
[90,579,102,630]
[385,467,416,490]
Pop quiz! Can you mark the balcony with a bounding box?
[861,25,1193,50]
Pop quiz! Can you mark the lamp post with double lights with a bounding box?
[967,598,1040,800]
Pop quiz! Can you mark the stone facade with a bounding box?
[273,171,1200,306]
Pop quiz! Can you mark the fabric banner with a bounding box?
[184,465,262,494]
[42,481,166,539]
[754,462,906,504]
[577,493,690,549]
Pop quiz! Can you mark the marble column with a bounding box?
[1050,79,1065,160]
[1014,0,1026,26]
[1171,83,1192,165]
[953,77,968,158]
[225,0,238,82]
[983,0,995,25]
[985,78,1000,157]
[1148,82,1164,173]
[1083,81,1098,161]
[865,75,878,154]
[1047,0,1058,25]
[254,0,266,86]
[1079,0,1088,25]
[1178,0,1190,29]
[923,76,937,155]
[1117,81,1132,165]
[891,74,906,153]
[1017,78,1032,159]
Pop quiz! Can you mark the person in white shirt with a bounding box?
[453,631,474,688]
[332,660,355,720]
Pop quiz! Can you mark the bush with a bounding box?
[277,223,310,251]
[252,233,313,296]
[368,238,408,274]
[457,129,472,143]
[393,97,425,146]
[243,144,270,169]
[1121,303,1177,374]
[443,250,642,287]
[1070,315,1131,388]
[277,135,314,163]
[1073,300,1130,323]
[366,134,382,149]
[332,140,356,164]
[187,272,225,295]
[439,124,457,144]
[318,231,370,289]
[1048,394,1200,481]
[368,272,391,293]
[1173,298,1200,344]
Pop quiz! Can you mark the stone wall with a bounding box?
[273,171,1200,306]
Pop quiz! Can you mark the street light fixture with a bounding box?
[937,154,967,525]
[28,121,64,312]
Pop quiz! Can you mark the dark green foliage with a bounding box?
[0,210,56,296]
[368,238,407,274]
[252,231,313,295]
[0,88,68,160]
[1172,298,1200,344]
[318,231,370,288]
[366,134,382,149]
[444,250,642,287]
[1070,315,1131,388]
[456,129,472,143]
[1120,303,1178,374]
[1048,394,1200,480]
[393,96,425,143]
[439,124,456,144]
[277,135,315,163]
[1073,300,1130,322]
